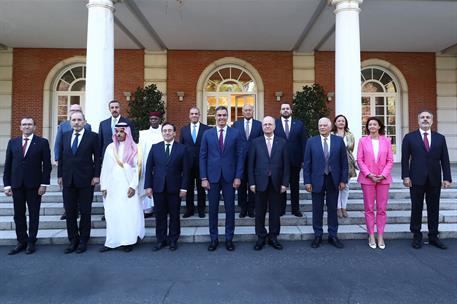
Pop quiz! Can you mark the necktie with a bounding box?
[219,128,224,151]
[72,133,80,155]
[323,137,329,174]
[192,124,197,144]
[284,119,290,139]
[22,138,29,157]
[111,118,117,135]
[245,120,250,140]
[165,143,170,159]
[267,137,272,157]
[423,132,430,152]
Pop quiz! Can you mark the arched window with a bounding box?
[54,65,86,125]
[361,66,401,159]
[204,65,257,126]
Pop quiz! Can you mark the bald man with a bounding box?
[303,117,348,249]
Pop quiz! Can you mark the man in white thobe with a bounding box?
[138,112,163,217]
[99,123,145,252]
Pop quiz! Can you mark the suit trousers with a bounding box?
[281,165,301,214]
[311,174,339,237]
[238,159,255,213]
[12,186,42,244]
[153,191,181,243]
[410,176,441,238]
[185,161,206,213]
[255,178,281,239]
[63,185,94,244]
[361,183,389,235]
[208,180,235,241]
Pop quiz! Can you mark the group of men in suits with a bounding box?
[4,102,452,254]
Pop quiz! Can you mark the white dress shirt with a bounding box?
[419,128,432,147]
[320,134,331,152]
[22,134,34,156]
[71,128,85,148]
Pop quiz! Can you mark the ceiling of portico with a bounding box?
[0,0,456,53]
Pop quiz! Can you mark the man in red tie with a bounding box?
[402,110,452,249]
[3,117,52,255]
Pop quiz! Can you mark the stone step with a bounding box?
[0,223,455,246]
[0,199,456,216]
[1,209,455,231]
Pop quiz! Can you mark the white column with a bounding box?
[85,0,115,132]
[332,0,363,144]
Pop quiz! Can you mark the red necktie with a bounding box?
[423,132,430,152]
[22,137,29,157]
[219,128,224,151]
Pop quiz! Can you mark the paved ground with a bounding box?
[0,240,456,304]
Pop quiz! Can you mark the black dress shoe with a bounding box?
[123,245,133,252]
[64,242,79,254]
[239,210,247,218]
[311,236,322,248]
[144,212,154,219]
[8,243,27,255]
[247,211,255,218]
[25,243,36,255]
[169,241,177,251]
[268,238,283,250]
[101,215,106,221]
[182,210,194,218]
[198,211,205,218]
[328,236,344,249]
[412,234,423,249]
[429,237,447,250]
[225,240,235,251]
[254,238,266,251]
[292,211,303,218]
[76,243,87,254]
[60,212,67,220]
[208,240,219,251]
[153,241,168,251]
[99,246,112,253]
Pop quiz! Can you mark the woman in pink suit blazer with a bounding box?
[357,117,394,249]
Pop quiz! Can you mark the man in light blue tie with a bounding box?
[179,107,211,218]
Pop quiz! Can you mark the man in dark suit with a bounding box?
[275,103,308,217]
[200,106,244,251]
[401,110,452,249]
[248,116,289,251]
[58,111,101,254]
[98,100,135,159]
[145,122,189,251]
[179,106,210,218]
[304,117,348,249]
[3,117,51,255]
[233,104,263,218]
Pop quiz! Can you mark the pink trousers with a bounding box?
[361,183,389,235]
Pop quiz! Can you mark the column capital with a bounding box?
[87,0,115,11]
[330,0,363,14]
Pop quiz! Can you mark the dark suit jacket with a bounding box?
[199,127,244,183]
[179,122,211,164]
[98,116,135,158]
[58,130,101,187]
[3,135,52,188]
[144,141,189,193]
[274,118,308,167]
[248,136,289,192]
[303,134,348,193]
[54,121,91,161]
[232,119,263,159]
[401,130,452,186]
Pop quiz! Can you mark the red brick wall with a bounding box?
[167,50,293,131]
[315,51,437,131]
[11,48,144,137]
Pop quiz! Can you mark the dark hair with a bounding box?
[162,122,176,132]
[332,114,349,133]
[365,116,385,135]
[108,100,120,107]
[21,117,35,125]
[417,110,433,119]
[215,105,228,113]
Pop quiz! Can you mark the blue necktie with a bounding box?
[71,133,80,155]
[192,124,197,144]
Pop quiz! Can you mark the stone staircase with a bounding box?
[0,179,456,245]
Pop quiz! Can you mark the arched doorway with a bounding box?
[361,66,401,160]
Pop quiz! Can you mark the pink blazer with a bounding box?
[357,135,394,185]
